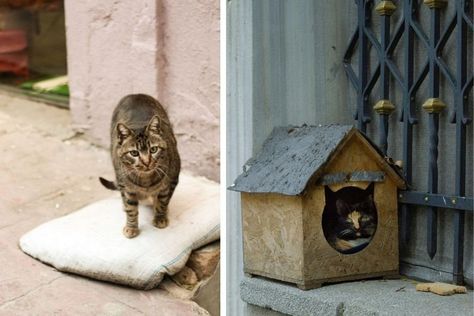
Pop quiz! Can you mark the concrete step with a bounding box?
[241,276,473,316]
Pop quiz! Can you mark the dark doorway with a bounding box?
[0,0,68,107]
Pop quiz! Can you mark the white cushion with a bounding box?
[19,174,219,290]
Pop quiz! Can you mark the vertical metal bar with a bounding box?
[423,0,445,260]
[453,125,466,285]
[425,111,442,258]
[357,0,372,133]
[400,0,417,246]
[452,0,470,285]
[374,1,397,155]
[381,15,391,101]
[378,114,390,154]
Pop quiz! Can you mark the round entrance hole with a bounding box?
[321,183,378,254]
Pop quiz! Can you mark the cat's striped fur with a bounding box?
[100,94,180,238]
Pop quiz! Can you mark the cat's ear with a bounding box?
[361,193,375,210]
[326,186,335,193]
[367,194,374,203]
[116,123,132,144]
[366,194,375,207]
[365,182,375,194]
[147,115,161,135]
[335,199,350,215]
[364,183,375,204]
[325,186,335,196]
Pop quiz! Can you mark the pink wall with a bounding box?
[64,0,219,181]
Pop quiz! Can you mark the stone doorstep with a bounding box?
[240,276,473,316]
[161,241,221,316]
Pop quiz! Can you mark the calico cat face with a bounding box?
[335,195,377,240]
[115,116,168,172]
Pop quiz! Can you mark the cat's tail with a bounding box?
[99,177,119,191]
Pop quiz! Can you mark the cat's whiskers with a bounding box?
[154,166,171,180]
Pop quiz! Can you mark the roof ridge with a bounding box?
[229,124,406,195]
[230,124,355,195]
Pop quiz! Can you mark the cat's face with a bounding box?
[115,116,168,172]
[335,196,377,239]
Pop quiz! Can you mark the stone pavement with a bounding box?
[241,276,473,316]
[0,94,210,315]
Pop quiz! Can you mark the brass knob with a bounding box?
[422,98,446,113]
[374,99,396,115]
[375,1,397,16]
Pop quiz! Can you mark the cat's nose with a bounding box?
[141,155,151,166]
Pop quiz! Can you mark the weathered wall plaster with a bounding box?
[64,0,219,181]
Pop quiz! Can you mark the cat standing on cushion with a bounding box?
[99,94,180,238]
[323,184,377,254]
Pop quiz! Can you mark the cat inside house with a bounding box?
[322,183,377,254]
[99,94,181,238]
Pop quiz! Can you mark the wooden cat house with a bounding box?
[229,125,406,290]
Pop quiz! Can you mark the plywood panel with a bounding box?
[326,134,382,175]
[302,180,399,284]
[241,193,304,282]
[324,133,405,189]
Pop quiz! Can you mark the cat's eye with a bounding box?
[150,146,159,154]
[129,150,139,157]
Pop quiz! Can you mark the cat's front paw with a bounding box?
[153,216,169,229]
[123,226,140,238]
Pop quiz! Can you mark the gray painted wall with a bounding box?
[227,1,253,314]
[227,0,473,314]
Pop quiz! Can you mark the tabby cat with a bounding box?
[99,94,180,238]
[322,184,377,254]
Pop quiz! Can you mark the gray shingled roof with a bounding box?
[229,124,355,195]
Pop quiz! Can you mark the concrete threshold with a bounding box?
[241,276,473,316]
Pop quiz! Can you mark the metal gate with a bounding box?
[343,0,473,284]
